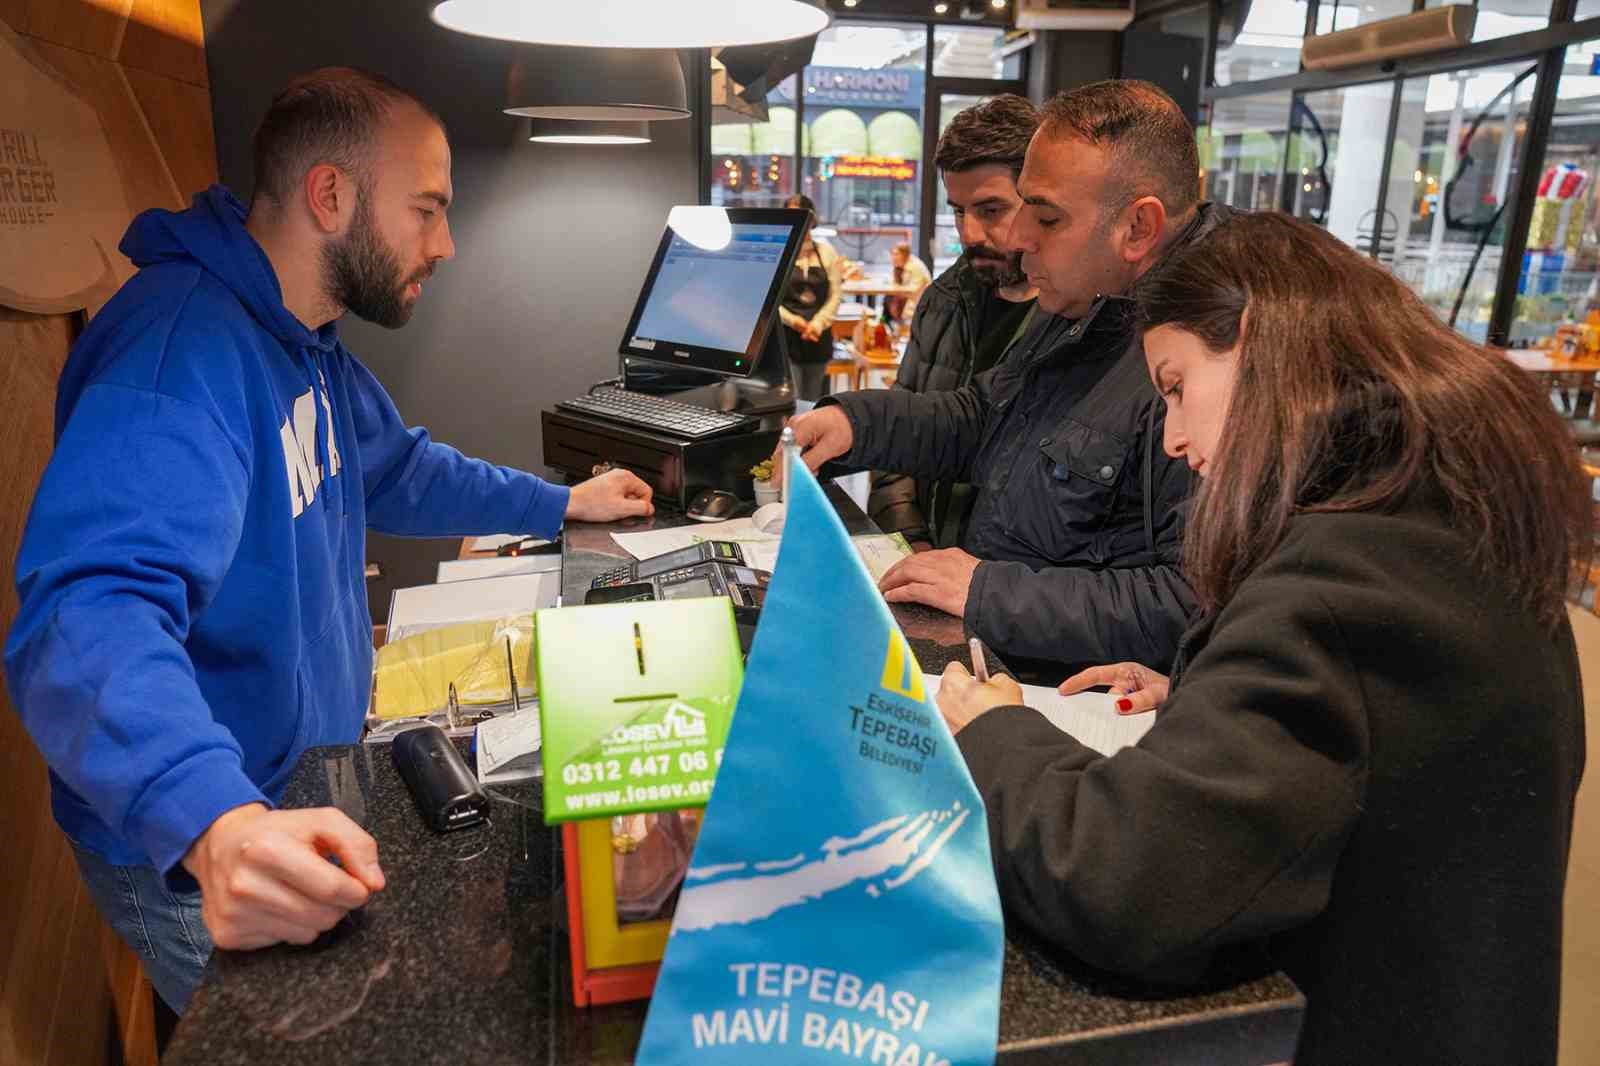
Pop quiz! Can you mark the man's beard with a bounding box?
[964,244,1026,289]
[322,195,428,329]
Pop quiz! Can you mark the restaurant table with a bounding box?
[166,484,1304,1066]
[1507,348,1600,418]
[842,278,921,312]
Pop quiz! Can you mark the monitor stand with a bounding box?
[620,320,797,418]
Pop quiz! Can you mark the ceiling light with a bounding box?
[990,0,1007,8]
[527,118,652,144]
[844,0,858,6]
[433,0,829,48]
[934,1,949,11]
[504,47,689,121]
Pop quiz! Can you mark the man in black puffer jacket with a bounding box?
[785,82,1218,680]
[870,95,1040,549]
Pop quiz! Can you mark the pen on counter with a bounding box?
[633,622,647,676]
[505,636,520,712]
[968,636,989,684]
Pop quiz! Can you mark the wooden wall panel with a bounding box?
[120,0,206,86]
[123,62,216,205]
[2,2,214,1065]
[13,0,132,63]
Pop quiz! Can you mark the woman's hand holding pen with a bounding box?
[1057,662,1169,715]
[935,661,1023,736]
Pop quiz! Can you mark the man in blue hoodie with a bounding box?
[5,68,654,1013]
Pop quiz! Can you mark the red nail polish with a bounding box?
[1116,698,1133,713]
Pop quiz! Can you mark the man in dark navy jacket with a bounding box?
[785,81,1219,679]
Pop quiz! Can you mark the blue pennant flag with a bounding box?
[636,454,1005,1066]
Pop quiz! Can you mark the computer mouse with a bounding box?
[686,488,741,522]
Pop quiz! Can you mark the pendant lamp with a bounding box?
[504,46,689,123]
[433,0,829,49]
[527,118,651,145]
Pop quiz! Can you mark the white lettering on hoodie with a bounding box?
[279,381,342,518]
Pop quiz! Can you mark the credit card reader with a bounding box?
[589,540,745,587]
[586,541,770,650]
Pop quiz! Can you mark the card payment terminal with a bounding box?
[586,541,770,650]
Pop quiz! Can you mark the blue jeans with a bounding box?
[69,842,212,1013]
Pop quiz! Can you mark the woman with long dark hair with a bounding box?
[936,211,1590,1065]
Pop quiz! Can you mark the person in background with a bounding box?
[936,211,1589,1066]
[784,82,1217,680]
[869,94,1039,550]
[4,68,652,1015]
[882,240,931,326]
[777,192,844,401]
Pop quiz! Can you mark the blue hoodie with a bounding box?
[5,186,569,874]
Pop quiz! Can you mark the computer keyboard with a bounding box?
[556,388,754,440]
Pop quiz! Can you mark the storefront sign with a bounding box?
[0,18,128,314]
[636,457,1004,1066]
[829,155,917,181]
[780,65,925,110]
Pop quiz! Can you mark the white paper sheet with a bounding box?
[467,531,534,547]
[387,571,560,641]
[610,523,911,583]
[921,674,1155,757]
[476,708,542,783]
[436,554,560,583]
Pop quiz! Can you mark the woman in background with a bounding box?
[937,212,1589,1066]
[883,240,931,327]
[777,193,844,401]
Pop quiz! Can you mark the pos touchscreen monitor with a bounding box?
[618,206,810,382]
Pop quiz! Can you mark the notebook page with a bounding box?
[921,675,1154,757]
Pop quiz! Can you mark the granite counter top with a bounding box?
[167,490,1303,1064]
[166,739,1301,1066]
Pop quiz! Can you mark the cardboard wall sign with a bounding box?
[0,19,130,314]
[537,598,744,824]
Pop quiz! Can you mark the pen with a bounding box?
[505,636,520,712]
[633,622,647,676]
[968,637,989,684]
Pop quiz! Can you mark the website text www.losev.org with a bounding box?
[564,779,711,811]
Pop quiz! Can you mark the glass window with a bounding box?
[801,23,927,275]
[932,25,1013,79]
[1316,0,1417,33]
[1464,0,1550,44]
[1201,92,1293,210]
[930,93,990,275]
[1214,0,1308,86]
[710,74,798,208]
[1509,42,1600,346]
[1290,82,1398,250]
[1384,61,1542,341]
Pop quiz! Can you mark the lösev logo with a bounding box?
[608,701,708,745]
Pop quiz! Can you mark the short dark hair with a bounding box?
[1038,80,1199,217]
[251,67,444,208]
[934,93,1039,176]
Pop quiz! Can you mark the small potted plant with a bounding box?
[749,459,780,507]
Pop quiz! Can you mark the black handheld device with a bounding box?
[590,540,745,587]
[391,725,490,833]
[586,542,770,651]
